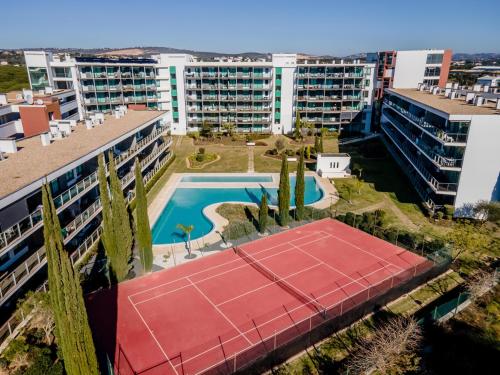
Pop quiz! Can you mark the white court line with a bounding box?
[128,231,325,299]
[186,277,253,346]
[132,234,332,306]
[127,296,179,375]
[133,245,300,306]
[216,262,324,307]
[288,241,366,289]
[318,229,405,271]
[175,263,400,369]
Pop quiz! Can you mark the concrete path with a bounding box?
[247,147,255,172]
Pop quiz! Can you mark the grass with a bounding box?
[334,139,452,237]
[0,65,29,92]
[187,152,218,169]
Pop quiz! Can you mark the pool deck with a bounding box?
[148,172,339,266]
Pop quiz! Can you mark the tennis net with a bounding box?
[233,246,326,317]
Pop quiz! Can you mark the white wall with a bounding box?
[454,115,500,216]
[316,154,351,178]
[23,51,54,90]
[155,54,193,135]
[392,51,428,88]
[272,54,297,134]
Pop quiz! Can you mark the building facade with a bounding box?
[367,49,453,100]
[380,85,500,216]
[24,51,376,136]
[0,109,172,315]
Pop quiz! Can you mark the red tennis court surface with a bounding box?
[87,218,433,375]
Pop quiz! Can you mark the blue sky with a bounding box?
[1,0,499,55]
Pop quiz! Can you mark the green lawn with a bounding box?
[0,65,29,92]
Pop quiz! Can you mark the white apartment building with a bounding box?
[24,51,376,136]
[367,49,452,100]
[381,84,500,216]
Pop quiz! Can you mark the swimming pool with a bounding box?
[181,175,273,183]
[152,176,323,245]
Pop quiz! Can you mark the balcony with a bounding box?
[384,100,468,145]
[80,72,93,79]
[93,72,107,79]
[109,85,122,91]
[95,85,109,91]
[382,123,458,195]
[82,85,95,92]
[0,125,168,258]
[84,98,97,105]
[383,111,463,170]
[0,150,173,306]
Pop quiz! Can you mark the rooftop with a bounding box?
[0,110,166,200]
[388,88,500,116]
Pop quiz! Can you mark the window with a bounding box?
[425,67,441,77]
[28,67,49,90]
[426,54,443,64]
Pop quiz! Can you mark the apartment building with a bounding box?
[0,89,79,140]
[367,49,452,100]
[0,108,172,314]
[24,51,376,136]
[380,84,500,216]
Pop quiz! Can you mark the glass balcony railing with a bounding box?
[0,125,169,256]
[384,100,468,144]
[0,151,174,306]
[382,123,458,194]
[383,111,463,169]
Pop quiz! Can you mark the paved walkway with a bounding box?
[247,147,255,172]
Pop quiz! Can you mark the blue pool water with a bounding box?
[152,176,323,244]
[181,175,273,183]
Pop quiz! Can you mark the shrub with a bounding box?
[255,141,267,146]
[267,148,278,156]
[195,153,205,162]
[285,149,295,156]
[198,147,205,155]
[436,211,444,221]
[187,131,199,139]
[275,138,285,151]
[444,205,455,220]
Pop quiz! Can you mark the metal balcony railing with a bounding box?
[0,149,173,306]
[382,123,458,194]
[384,100,468,144]
[383,111,463,169]
[0,127,169,256]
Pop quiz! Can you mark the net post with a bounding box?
[340,300,343,315]
[390,275,394,288]
[367,285,371,300]
[274,330,277,351]
[233,354,237,373]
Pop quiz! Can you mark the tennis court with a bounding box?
[86,218,433,375]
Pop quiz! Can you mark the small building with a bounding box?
[316,153,351,178]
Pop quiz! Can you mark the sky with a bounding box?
[1,0,499,55]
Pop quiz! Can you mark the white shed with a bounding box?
[316,153,351,178]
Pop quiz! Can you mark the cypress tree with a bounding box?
[258,194,268,234]
[319,134,324,153]
[42,184,99,375]
[108,151,133,281]
[314,136,320,154]
[295,147,305,221]
[134,158,153,273]
[97,154,116,281]
[306,145,311,160]
[294,110,302,141]
[278,153,290,226]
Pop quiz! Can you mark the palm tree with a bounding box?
[176,224,194,255]
[354,178,363,195]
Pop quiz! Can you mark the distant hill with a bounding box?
[452,52,500,61]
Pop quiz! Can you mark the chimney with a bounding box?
[0,94,7,105]
[40,132,52,146]
[483,85,490,92]
[85,119,94,129]
[473,84,481,92]
[474,96,484,106]
[453,83,459,89]
[445,88,452,97]
[450,91,457,100]
[0,138,18,153]
[466,92,476,103]
[432,87,440,95]
[445,82,453,89]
